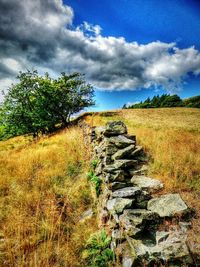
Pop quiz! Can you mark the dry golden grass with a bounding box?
[85,108,200,191]
[85,107,200,257]
[0,107,199,265]
[0,127,97,266]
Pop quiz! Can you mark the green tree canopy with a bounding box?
[122,93,196,109]
[1,70,94,138]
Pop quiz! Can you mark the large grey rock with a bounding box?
[104,121,127,136]
[112,145,135,160]
[106,198,133,214]
[121,234,193,266]
[147,193,189,218]
[109,135,135,148]
[131,175,163,193]
[152,230,192,264]
[112,186,141,198]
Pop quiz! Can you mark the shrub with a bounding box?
[87,170,102,197]
[82,230,114,267]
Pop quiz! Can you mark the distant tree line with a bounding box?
[122,94,200,109]
[0,70,94,140]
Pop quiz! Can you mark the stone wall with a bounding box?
[90,121,195,266]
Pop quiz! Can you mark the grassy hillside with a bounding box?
[85,108,200,190]
[84,107,200,255]
[0,127,97,266]
[0,107,199,266]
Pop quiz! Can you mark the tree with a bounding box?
[1,70,94,138]
[161,94,183,107]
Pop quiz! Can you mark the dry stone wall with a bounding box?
[90,121,195,267]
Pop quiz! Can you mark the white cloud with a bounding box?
[0,0,200,97]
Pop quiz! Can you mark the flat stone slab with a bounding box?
[108,135,135,148]
[114,159,138,169]
[104,160,137,172]
[109,182,132,191]
[112,145,135,160]
[106,198,133,214]
[131,175,163,193]
[112,186,141,198]
[147,193,188,217]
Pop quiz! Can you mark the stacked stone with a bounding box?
[91,121,194,267]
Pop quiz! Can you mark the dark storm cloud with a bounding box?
[0,0,200,94]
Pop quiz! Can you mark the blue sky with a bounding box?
[0,0,200,110]
[66,0,200,110]
[67,0,200,49]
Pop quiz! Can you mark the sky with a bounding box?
[0,0,200,111]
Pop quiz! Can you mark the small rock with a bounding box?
[106,198,133,214]
[112,187,141,198]
[130,146,143,158]
[105,170,127,182]
[179,221,192,232]
[156,231,170,244]
[105,144,118,155]
[94,126,106,140]
[79,209,93,223]
[135,190,151,209]
[104,121,127,136]
[124,134,136,142]
[122,256,134,267]
[112,229,125,241]
[147,193,189,218]
[129,165,148,176]
[103,155,113,165]
[95,163,103,175]
[131,175,163,193]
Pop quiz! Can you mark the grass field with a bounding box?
[0,127,97,266]
[84,107,200,255]
[0,107,199,266]
[85,108,200,191]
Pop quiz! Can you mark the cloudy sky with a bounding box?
[0,0,200,110]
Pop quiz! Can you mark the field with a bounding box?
[0,127,97,266]
[0,107,199,266]
[84,107,200,255]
